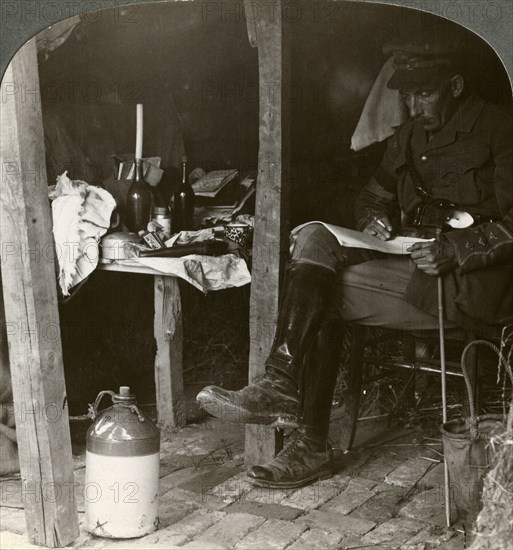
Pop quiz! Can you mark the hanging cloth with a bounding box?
[351,57,408,151]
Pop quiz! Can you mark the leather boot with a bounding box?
[196,262,335,428]
[247,321,342,488]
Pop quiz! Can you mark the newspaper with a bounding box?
[137,253,251,293]
[291,221,433,255]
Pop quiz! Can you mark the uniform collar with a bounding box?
[455,93,486,133]
[393,93,485,169]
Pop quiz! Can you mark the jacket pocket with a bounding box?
[440,149,490,206]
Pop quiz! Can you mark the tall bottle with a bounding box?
[170,155,195,233]
[126,158,152,233]
[126,104,151,233]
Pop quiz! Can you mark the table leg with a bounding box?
[154,275,186,430]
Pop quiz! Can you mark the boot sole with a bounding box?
[196,391,299,429]
[247,465,336,489]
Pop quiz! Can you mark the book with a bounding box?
[192,169,239,197]
[194,175,255,208]
[117,157,163,185]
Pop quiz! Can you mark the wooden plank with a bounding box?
[154,275,186,430]
[245,1,291,466]
[0,40,79,546]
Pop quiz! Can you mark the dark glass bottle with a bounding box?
[126,159,152,233]
[170,156,195,233]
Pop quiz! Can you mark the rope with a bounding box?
[69,390,115,422]
[69,391,146,422]
[460,339,513,440]
[128,404,145,422]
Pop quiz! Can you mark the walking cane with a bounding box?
[437,273,451,527]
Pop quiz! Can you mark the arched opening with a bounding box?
[1,1,512,545]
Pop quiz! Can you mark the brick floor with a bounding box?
[320,477,377,515]
[350,484,405,524]
[208,472,254,504]
[356,454,406,482]
[160,466,219,495]
[160,509,227,541]
[286,528,343,550]
[178,466,242,494]
[243,486,295,506]
[360,517,429,548]
[193,512,265,548]
[157,496,200,529]
[224,500,304,521]
[384,458,435,488]
[235,518,307,549]
[182,540,229,550]
[0,418,466,550]
[398,487,458,528]
[399,525,458,549]
[417,462,445,490]
[297,509,376,536]
[280,476,351,511]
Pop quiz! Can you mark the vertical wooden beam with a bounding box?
[154,275,186,430]
[245,1,290,466]
[0,40,79,546]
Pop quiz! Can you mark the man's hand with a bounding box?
[363,215,394,241]
[409,239,458,276]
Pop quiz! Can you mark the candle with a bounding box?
[135,103,143,160]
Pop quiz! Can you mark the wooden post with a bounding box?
[245,1,290,466]
[0,40,79,546]
[154,275,186,430]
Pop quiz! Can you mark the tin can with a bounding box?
[151,207,171,238]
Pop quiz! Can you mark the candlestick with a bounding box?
[135,103,143,160]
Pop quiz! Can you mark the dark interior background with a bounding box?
[35,1,512,417]
[288,1,512,226]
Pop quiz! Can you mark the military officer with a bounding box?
[197,35,513,488]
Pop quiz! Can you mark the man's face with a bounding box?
[400,78,455,133]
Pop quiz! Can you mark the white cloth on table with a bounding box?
[50,172,116,296]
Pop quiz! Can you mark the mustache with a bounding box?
[413,116,432,124]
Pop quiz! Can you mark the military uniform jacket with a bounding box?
[355,93,513,327]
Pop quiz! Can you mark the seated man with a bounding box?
[197,35,513,488]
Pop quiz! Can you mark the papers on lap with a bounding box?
[292,221,433,254]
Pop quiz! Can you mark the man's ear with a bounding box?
[450,75,465,98]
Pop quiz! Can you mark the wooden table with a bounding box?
[97,259,185,431]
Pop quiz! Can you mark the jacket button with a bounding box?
[421,155,428,162]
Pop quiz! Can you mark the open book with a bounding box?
[192,169,239,197]
[291,222,433,254]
